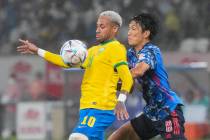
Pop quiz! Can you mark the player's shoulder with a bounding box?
[108,40,126,50]
[142,43,160,54]
[128,47,134,53]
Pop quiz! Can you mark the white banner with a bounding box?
[17,102,47,140]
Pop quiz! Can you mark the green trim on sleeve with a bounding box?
[114,61,128,69]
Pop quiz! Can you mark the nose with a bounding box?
[96,27,100,34]
[128,29,131,36]
[128,31,131,37]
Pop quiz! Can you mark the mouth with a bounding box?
[96,35,101,39]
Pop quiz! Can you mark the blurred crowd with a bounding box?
[0,0,210,55]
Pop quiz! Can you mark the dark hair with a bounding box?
[130,13,158,40]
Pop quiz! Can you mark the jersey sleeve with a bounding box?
[137,50,156,69]
[109,44,128,69]
[116,65,133,93]
[109,43,133,93]
[44,51,70,68]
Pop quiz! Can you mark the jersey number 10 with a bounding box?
[81,116,96,127]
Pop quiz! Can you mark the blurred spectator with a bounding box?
[164,10,181,50]
[179,38,209,53]
[1,73,21,104]
[1,73,20,139]
[192,88,209,107]
[27,72,47,101]
[0,0,209,54]
[183,88,209,108]
[184,89,194,105]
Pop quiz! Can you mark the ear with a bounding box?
[143,30,150,39]
[113,25,119,33]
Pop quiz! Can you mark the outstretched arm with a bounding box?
[130,62,150,78]
[17,39,70,68]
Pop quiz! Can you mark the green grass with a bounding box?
[0,136,16,140]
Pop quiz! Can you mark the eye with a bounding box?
[131,26,137,30]
[129,26,136,31]
[100,25,105,29]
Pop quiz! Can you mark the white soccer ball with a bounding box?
[60,40,87,66]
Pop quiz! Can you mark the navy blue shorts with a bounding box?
[131,105,186,140]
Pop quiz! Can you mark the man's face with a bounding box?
[128,20,145,46]
[96,16,116,42]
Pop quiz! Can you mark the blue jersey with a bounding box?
[127,42,183,121]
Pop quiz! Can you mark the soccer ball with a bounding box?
[60,40,87,66]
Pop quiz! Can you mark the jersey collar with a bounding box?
[100,39,115,46]
[130,42,152,53]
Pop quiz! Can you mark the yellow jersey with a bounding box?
[80,39,128,110]
[42,39,133,110]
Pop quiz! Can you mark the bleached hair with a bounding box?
[99,11,122,27]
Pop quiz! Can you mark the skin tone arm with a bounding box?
[130,62,150,78]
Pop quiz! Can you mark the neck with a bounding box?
[100,38,115,45]
[134,40,150,52]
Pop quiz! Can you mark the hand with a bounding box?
[17,39,39,54]
[114,101,129,120]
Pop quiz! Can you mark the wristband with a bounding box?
[37,48,46,57]
[117,93,127,102]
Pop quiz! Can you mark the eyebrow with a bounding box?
[129,23,138,27]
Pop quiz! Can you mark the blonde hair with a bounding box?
[99,11,122,27]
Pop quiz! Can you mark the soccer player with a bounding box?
[17,11,133,140]
[108,13,186,140]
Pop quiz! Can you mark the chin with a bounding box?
[98,39,106,43]
[128,42,136,46]
[96,38,101,42]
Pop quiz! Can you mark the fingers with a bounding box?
[19,39,29,44]
[17,45,28,49]
[17,44,34,55]
[20,51,30,54]
[114,105,129,121]
[115,111,128,120]
[19,39,34,48]
[18,49,34,54]
[17,45,28,52]
[115,110,121,120]
[17,39,38,55]
[117,110,129,120]
[124,111,129,120]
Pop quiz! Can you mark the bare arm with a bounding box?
[130,62,150,78]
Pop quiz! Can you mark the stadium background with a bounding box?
[0,0,210,140]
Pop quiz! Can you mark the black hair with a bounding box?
[130,13,158,40]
